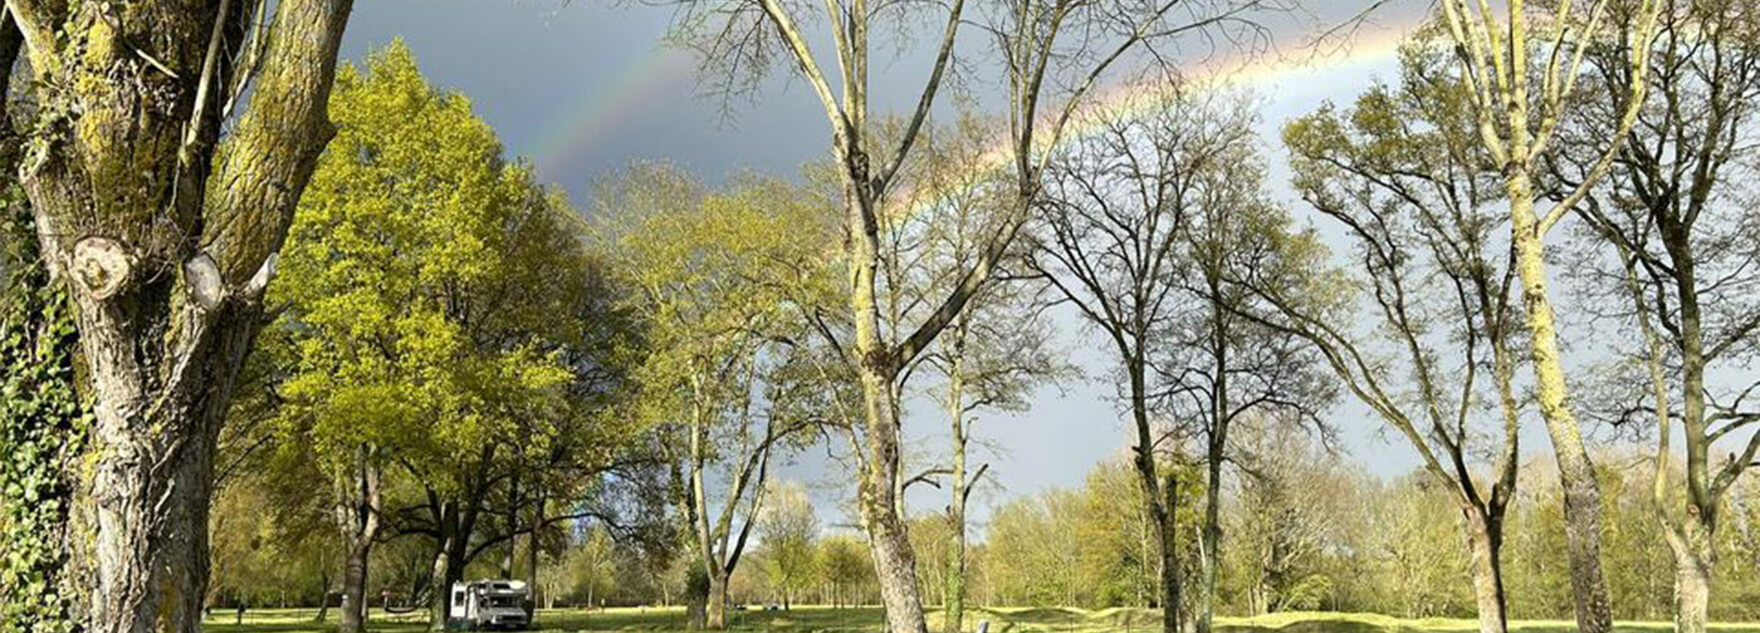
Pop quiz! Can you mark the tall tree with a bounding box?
[1029,87,1252,633]
[1226,423,1356,615]
[1249,43,1528,633]
[1430,2,1661,631]
[1556,3,1760,631]
[596,165,837,629]
[1151,93,1332,633]
[669,1,1283,629]
[757,481,820,610]
[882,116,1065,633]
[266,43,639,631]
[3,0,355,630]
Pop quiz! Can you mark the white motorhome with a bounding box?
[446,579,531,630]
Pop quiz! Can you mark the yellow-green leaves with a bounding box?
[266,41,590,484]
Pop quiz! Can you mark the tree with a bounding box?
[596,164,837,629]
[818,534,875,609]
[1369,475,1473,618]
[2,0,354,629]
[1554,2,1760,631]
[1226,423,1357,615]
[1429,1,1662,630]
[544,527,618,609]
[1073,459,1201,610]
[1148,92,1333,633]
[266,43,639,631]
[757,481,820,609]
[1251,43,1530,633]
[1030,86,1258,632]
[884,116,1065,633]
[667,0,1284,628]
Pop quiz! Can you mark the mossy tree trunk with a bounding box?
[5,2,355,633]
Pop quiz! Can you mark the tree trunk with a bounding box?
[1157,469,1183,633]
[706,571,730,629]
[1463,508,1510,633]
[1506,172,1612,633]
[946,345,969,633]
[1195,450,1220,633]
[1665,518,1714,633]
[8,2,356,632]
[1125,356,1180,633]
[339,537,373,633]
[687,566,710,630]
[429,506,461,631]
[527,493,543,619]
[71,397,224,633]
[316,573,332,624]
[1194,287,1228,633]
[338,445,381,633]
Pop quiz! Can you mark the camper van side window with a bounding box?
[454,590,465,607]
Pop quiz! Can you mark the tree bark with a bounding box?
[1196,294,1227,633]
[6,1,355,632]
[706,570,729,629]
[1664,518,1713,633]
[526,493,543,619]
[1507,172,1612,633]
[429,504,465,631]
[850,189,931,633]
[338,445,382,633]
[687,566,710,630]
[1195,447,1220,633]
[339,538,373,633]
[1463,508,1510,633]
[944,329,969,633]
[1157,469,1182,633]
[315,570,332,624]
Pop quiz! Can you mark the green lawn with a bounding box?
[200,606,1760,633]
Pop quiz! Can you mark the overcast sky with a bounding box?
[333,0,1524,528]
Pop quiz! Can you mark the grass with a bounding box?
[201,606,1760,633]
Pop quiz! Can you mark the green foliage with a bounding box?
[265,40,635,501]
[974,459,1202,609]
[540,527,619,607]
[757,481,819,603]
[593,164,840,442]
[0,201,89,633]
[272,41,572,472]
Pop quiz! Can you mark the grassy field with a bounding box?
[200,606,1760,633]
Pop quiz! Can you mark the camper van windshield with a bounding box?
[487,596,523,608]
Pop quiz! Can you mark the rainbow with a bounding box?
[528,18,1421,216]
[530,46,697,172]
[883,22,1419,220]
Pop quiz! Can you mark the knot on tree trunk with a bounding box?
[72,236,135,300]
[862,346,893,374]
[185,251,279,310]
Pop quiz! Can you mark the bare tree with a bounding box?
[3,1,355,631]
[1028,88,1256,633]
[1555,3,1760,631]
[1247,44,1528,633]
[1431,1,1661,631]
[666,0,1286,630]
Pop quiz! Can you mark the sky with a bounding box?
[335,0,1485,527]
